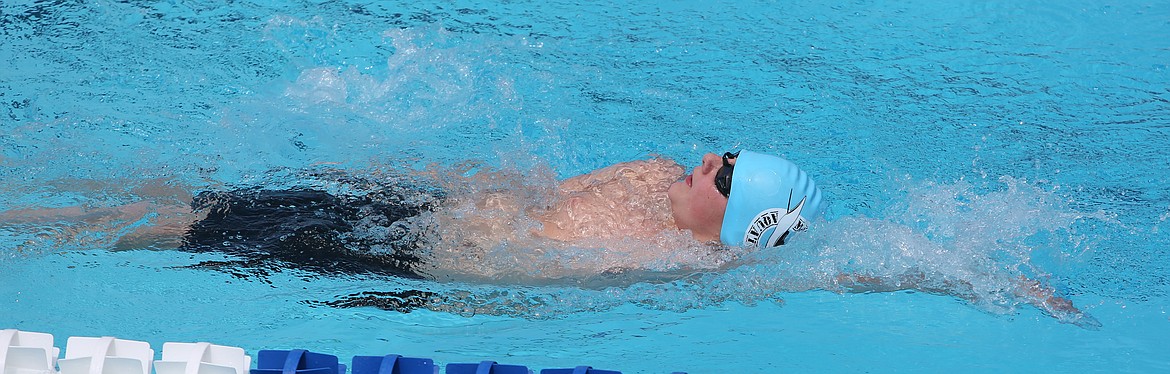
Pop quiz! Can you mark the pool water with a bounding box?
[2,0,1169,372]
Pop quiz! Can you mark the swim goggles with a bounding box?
[715,151,739,198]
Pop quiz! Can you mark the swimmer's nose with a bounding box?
[699,153,721,175]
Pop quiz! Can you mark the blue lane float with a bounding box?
[540,366,621,374]
[252,349,346,374]
[351,354,435,374]
[445,361,529,374]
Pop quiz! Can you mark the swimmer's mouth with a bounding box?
[685,174,692,187]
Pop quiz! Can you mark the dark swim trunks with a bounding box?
[180,188,435,279]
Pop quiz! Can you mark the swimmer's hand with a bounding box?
[1018,277,1101,330]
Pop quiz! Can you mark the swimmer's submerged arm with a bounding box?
[835,272,1100,328]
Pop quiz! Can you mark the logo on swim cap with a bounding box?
[743,195,810,248]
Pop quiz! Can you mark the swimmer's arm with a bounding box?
[836,272,1099,328]
[1013,276,1100,328]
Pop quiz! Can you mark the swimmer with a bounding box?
[0,150,823,275]
[0,150,1094,326]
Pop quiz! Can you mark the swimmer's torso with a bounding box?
[421,157,730,281]
[426,157,686,249]
[536,158,684,241]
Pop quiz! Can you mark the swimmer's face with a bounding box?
[668,152,732,242]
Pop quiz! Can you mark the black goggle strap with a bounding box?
[715,151,739,197]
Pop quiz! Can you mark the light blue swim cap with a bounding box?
[720,150,824,248]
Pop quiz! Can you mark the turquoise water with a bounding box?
[2,0,1169,372]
